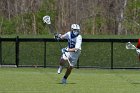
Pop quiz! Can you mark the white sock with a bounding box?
[57,66,63,74]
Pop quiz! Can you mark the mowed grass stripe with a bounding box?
[0,68,140,93]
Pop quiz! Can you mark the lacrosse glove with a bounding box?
[61,48,68,54]
[54,33,61,40]
[136,49,140,55]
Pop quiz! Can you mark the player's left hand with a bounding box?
[61,48,68,54]
[54,33,61,40]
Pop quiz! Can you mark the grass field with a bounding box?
[0,68,140,93]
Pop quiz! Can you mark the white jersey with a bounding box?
[62,31,82,50]
[61,31,82,66]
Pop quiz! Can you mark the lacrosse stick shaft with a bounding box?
[63,52,72,66]
[57,39,72,66]
[43,15,72,66]
[67,57,72,66]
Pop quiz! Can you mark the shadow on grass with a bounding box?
[131,82,140,85]
[56,83,76,84]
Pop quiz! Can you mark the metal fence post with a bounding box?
[111,41,113,69]
[16,36,19,67]
[0,37,2,65]
[44,41,46,68]
[76,58,79,69]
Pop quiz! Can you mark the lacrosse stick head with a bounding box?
[126,42,136,49]
[43,15,51,24]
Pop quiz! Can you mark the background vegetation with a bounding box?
[0,0,140,35]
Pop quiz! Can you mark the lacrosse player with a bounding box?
[136,38,140,61]
[55,24,82,84]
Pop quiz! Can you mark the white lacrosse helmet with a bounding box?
[71,24,80,36]
[71,24,80,30]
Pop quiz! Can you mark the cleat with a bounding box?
[57,66,63,74]
[61,78,67,84]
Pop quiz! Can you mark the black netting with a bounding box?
[1,39,139,68]
[2,42,15,65]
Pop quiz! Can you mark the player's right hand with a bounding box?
[61,48,68,54]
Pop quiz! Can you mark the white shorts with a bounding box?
[61,50,81,66]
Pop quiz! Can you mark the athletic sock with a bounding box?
[63,76,67,79]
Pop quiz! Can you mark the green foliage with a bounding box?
[123,0,140,34]
[83,18,94,34]
[94,15,106,34]
[0,0,57,35]
[0,0,140,35]
[0,17,16,34]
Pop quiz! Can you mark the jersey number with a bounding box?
[68,40,75,48]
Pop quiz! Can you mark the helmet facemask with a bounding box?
[72,29,80,36]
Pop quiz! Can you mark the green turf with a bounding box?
[0,68,140,93]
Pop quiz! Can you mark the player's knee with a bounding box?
[68,66,73,70]
[60,59,66,65]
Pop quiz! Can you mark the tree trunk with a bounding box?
[0,17,3,34]
[7,0,11,21]
[117,0,127,35]
[32,13,37,34]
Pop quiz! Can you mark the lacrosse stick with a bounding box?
[126,42,136,49]
[43,15,56,35]
[43,15,72,66]
[126,42,140,55]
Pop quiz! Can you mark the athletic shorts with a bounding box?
[61,50,81,66]
[136,38,140,49]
